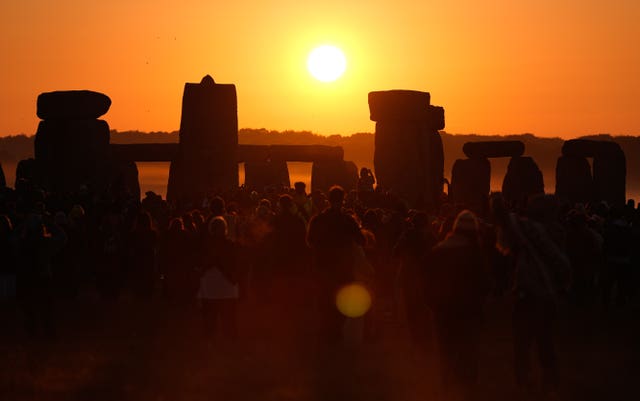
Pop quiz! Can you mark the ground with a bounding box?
[1,292,637,401]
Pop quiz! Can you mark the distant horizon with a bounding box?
[3,128,639,140]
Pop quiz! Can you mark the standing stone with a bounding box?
[369,90,445,210]
[168,75,238,202]
[450,158,491,215]
[34,119,111,191]
[502,156,544,205]
[0,162,5,188]
[593,152,626,207]
[559,139,626,206]
[555,156,593,204]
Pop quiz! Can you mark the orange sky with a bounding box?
[1,1,638,138]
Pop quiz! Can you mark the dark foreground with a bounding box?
[1,293,637,401]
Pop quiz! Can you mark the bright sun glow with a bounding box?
[307,45,347,82]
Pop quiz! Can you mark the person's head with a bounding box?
[278,194,295,214]
[209,196,226,216]
[294,182,306,195]
[208,216,228,240]
[452,210,479,238]
[328,186,345,209]
[168,217,184,233]
[360,167,369,178]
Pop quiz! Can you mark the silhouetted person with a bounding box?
[565,209,602,309]
[97,206,126,299]
[602,206,633,309]
[0,215,16,298]
[307,186,365,344]
[357,167,375,207]
[293,182,312,223]
[261,194,311,337]
[198,216,239,341]
[15,211,66,339]
[159,217,196,302]
[394,211,436,344]
[128,210,158,299]
[494,194,570,394]
[426,210,489,397]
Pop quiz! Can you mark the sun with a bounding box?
[307,45,347,82]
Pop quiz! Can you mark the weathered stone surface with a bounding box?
[450,158,491,214]
[502,156,544,205]
[369,90,431,122]
[374,121,424,204]
[37,90,111,120]
[244,160,290,191]
[555,156,593,204]
[311,161,358,194]
[462,141,525,159]
[373,120,444,209]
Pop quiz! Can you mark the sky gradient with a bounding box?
[1,1,638,138]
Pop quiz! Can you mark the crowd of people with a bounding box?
[1,169,639,399]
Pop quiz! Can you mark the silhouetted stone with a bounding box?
[109,160,140,201]
[37,90,111,120]
[424,131,445,210]
[311,161,358,193]
[559,139,626,206]
[462,141,525,159]
[369,90,431,121]
[0,162,5,188]
[555,156,593,204]
[369,90,445,209]
[244,160,290,191]
[427,105,445,131]
[593,154,626,206]
[562,139,621,158]
[502,156,544,204]
[450,158,491,214]
[168,75,238,202]
[34,119,111,192]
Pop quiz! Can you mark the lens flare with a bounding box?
[336,283,372,318]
